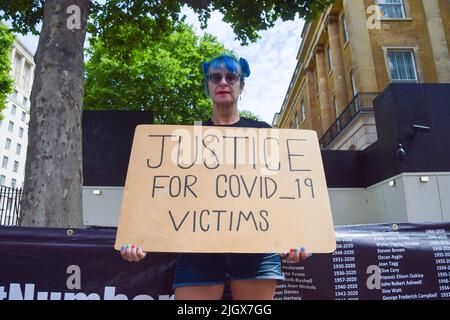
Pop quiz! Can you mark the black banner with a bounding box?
[277,223,450,300]
[1,223,449,300]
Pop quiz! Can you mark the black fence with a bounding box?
[0,186,22,226]
[319,93,379,149]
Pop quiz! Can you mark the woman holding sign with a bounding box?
[120,54,310,300]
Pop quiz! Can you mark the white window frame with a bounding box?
[8,121,14,133]
[0,175,5,185]
[16,143,22,155]
[13,161,19,173]
[377,0,407,19]
[383,46,420,83]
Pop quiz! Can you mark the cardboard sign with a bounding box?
[115,125,336,253]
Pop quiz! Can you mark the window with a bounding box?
[11,179,17,188]
[2,156,8,169]
[8,121,14,133]
[350,70,360,110]
[23,97,28,106]
[19,127,24,138]
[5,138,11,150]
[295,112,299,129]
[342,14,349,43]
[0,175,5,185]
[21,111,26,122]
[301,101,306,123]
[23,63,31,91]
[387,50,418,82]
[377,0,406,18]
[11,104,17,116]
[327,46,333,71]
[13,54,21,83]
[13,161,19,173]
[16,144,22,155]
[333,96,338,119]
[12,90,18,98]
[350,70,358,98]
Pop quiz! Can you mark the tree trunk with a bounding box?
[19,0,90,228]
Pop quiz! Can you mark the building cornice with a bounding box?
[12,37,36,64]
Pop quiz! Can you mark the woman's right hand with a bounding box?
[120,244,147,262]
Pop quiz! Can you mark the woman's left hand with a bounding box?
[280,247,311,263]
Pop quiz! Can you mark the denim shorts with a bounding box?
[173,253,285,289]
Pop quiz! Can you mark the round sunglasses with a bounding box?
[208,72,240,85]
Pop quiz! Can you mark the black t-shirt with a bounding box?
[202,117,272,128]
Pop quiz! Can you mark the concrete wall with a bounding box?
[83,187,123,227]
[327,188,372,225]
[402,174,448,222]
[329,172,450,225]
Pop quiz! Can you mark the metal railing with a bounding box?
[319,92,379,149]
[0,185,22,226]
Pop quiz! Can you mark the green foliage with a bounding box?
[0,0,336,44]
[239,109,261,121]
[0,24,14,120]
[84,21,227,124]
[188,0,336,45]
[0,0,43,35]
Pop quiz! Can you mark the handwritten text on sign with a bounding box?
[115,125,336,253]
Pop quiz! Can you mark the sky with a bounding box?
[13,6,305,124]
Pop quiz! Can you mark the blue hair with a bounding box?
[202,54,251,96]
